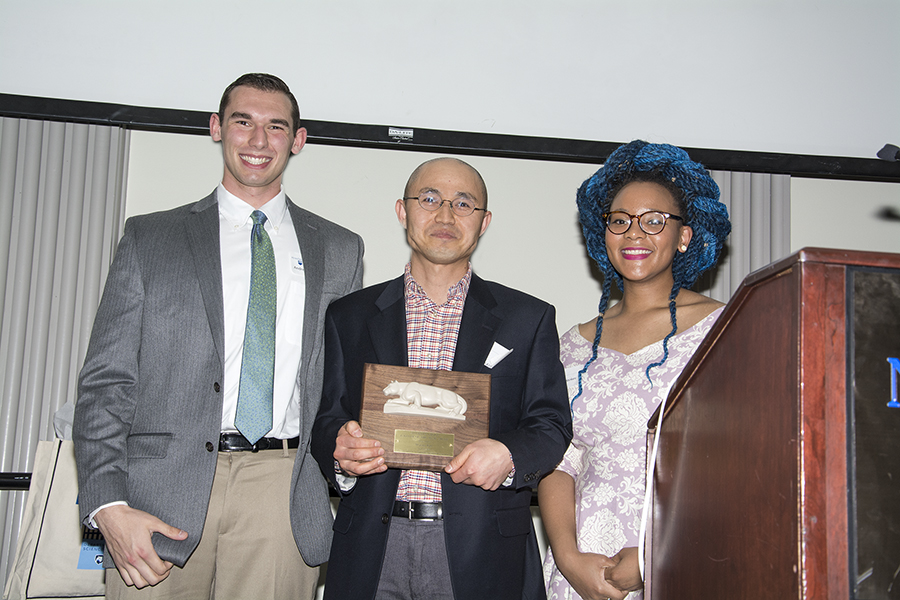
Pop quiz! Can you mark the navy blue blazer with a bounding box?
[312,274,572,600]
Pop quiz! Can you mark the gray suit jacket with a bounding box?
[73,190,363,567]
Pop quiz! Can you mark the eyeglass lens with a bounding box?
[417,193,477,216]
[606,211,670,235]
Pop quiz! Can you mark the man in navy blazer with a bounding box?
[312,157,571,600]
[74,74,363,599]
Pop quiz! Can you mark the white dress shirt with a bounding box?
[218,184,305,439]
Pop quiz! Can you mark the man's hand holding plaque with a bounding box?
[444,438,514,491]
[333,420,387,477]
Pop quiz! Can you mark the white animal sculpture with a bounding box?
[382,380,468,421]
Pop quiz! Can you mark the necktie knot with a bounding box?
[251,210,268,242]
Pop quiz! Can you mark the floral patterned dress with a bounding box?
[543,307,723,600]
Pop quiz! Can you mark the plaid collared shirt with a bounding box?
[395,263,471,503]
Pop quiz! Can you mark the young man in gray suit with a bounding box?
[73,73,364,599]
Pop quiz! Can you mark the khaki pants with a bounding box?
[107,446,319,600]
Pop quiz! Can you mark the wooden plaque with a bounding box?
[358,363,490,471]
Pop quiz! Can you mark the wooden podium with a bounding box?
[648,248,900,600]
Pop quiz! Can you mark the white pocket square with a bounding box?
[484,342,513,368]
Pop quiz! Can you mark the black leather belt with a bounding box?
[392,501,443,520]
[218,432,299,452]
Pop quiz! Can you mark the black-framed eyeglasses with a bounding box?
[601,210,684,235]
[403,192,488,217]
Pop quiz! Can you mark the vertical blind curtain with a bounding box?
[0,117,128,585]
[695,171,792,302]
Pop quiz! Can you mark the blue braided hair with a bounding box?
[573,140,731,401]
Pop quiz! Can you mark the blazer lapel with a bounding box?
[287,199,324,375]
[368,277,408,367]
[186,191,225,364]
[453,274,501,373]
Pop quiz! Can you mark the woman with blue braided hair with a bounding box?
[539,140,731,600]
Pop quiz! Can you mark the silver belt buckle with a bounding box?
[410,502,441,520]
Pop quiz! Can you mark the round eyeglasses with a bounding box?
[601,210,684,235]
[403,192,488,217]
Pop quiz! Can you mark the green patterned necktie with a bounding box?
[235,210,277,444]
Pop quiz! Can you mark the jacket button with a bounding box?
[213,382,221,393]
[206,441,215,452]
[381,514,390,524]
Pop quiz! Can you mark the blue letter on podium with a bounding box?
[889,357,900,408]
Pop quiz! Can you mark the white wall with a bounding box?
[2,1,898,159]
[790,178,900,255]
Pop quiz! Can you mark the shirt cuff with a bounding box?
[502,453,516,487]
[334,460,357,492]
[87,501,129,529]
